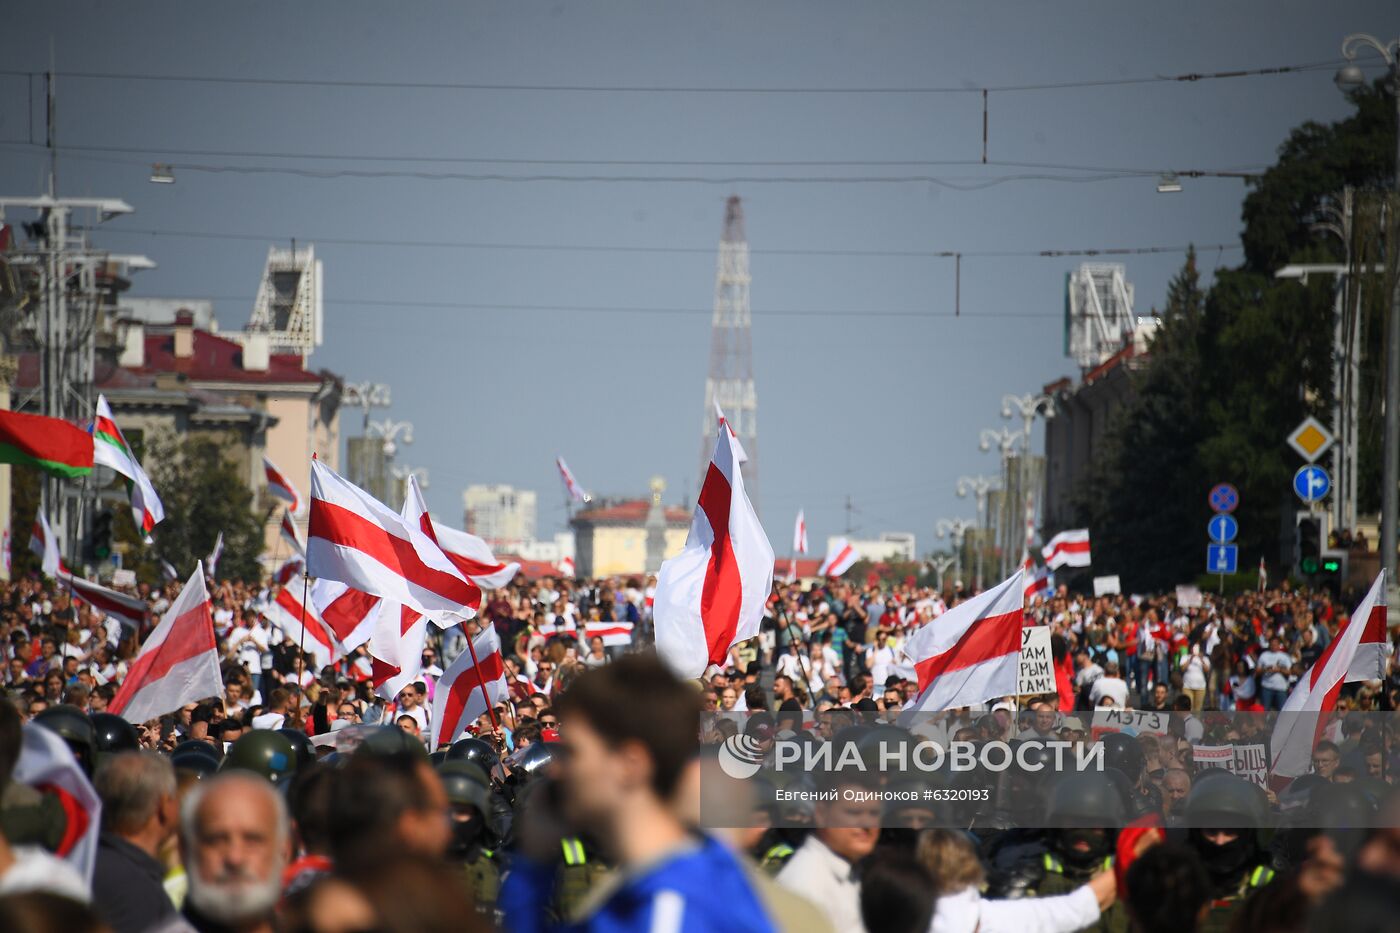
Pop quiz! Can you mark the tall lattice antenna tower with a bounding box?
[700,196,759,513]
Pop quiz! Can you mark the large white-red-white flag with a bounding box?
[901,569,1024,713]
[261,577,343,672]
[556,457,588,503]
[1270,571,1389,779]
[370,601,429,701]
[1042,529,1091,570]
[307,460,482,618]
[310,577,380,652]
[429,624,508,748]
[818,537,859,578]
[110,564,222,723]
[429,520,520,591]
[29,507,64,577]
[654,425,774,679]
[263,455,303,515]
[714,400,749,464]
[585,617,634,648]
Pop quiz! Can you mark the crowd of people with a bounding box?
[0,566,1396,932]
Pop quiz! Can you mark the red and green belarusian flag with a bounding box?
[0,409,94,478]
[93,394,165,539]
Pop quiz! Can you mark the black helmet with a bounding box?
[1182,772,1270,829]
[447,737,499,775]
[428,750,448,767]
[1044,771,1128,827]
[34,704,97,774]
[437,761,493,817]
[507,742,556,785]
[1099,732,1145,784]
[170,740,222,777]
[277,728,318,771]
[90,713,141,757]
[353,725,429,761]
[221,730,298,785]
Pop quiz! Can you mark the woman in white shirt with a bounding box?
[1180,643,1211,712]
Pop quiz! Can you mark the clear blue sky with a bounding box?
[2,2,1394,552]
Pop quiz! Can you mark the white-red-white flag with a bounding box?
[1042,529,1091,570]
[793,510,808,555]
[29,507,64,577]
[280,510,306,558]
[16,722,102,884]
[429,520,520,591]
[369,600,429,701]
[556,457,588,503]
[556,556,575,579]
[307,460,482,618]
[429,624,508,748]
[714,399,749,464]
[1022,553,1052,602]
[654,424,774,679]
[1270,571,1388,779]
[263,455,303,515]
[261,577,343,672]
[60,571,148,631]
[401,477,478,628]
[585,617,634,648]
[309,577,380,651]
[274,555,305,586]
[110,564,222,723]
[818,537,859,578]
[902,569,1024,713]
[205,531,224,579]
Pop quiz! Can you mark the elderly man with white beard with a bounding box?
[153,771,291,933]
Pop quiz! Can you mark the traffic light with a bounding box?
[1295,514,1322,576]
[90,510,114,561]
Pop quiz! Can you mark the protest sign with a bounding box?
[1091,708,1169,741]
[1193,743,1268,787]
[1017,626,1055,696]
[1093,575,1121,596]
[1176,585,1204,609]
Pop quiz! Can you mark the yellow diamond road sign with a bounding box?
[1287,416,1334,463]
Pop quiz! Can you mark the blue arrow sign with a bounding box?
[1208,514,1238,544]
[1207,544,1238,574]
[1293,465,1331,503]
[1208,483,1240,514]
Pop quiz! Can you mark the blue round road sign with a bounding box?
[1208,483,1240,514]
[1208,514,1238,544]
[1293,465,1331,503]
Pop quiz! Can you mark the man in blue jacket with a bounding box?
[501,653,777,932]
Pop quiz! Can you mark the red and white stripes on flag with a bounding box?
[429,624,508,748]
[370,601,429,701]
[60,572,148,631]
[274,556,305,586]
[307,461,482,618]
[556,556,575,579]
[1022,553,1052,602]
[793,510,808,555]
[429,520,521,591]
[902,569,1025,712]
[16,722,102,884]
[1270,571,1389,779]
[556,457,588,503]
[263,455,303,515]
[261,577,343,672]
[818,537,859,578]
[93,395,165,540]
[584,618,634,648]
[654,424,774,679]
[310,577,381,652]
[29,507,64,577]
[280,510,306,557]
[110,564,221,723]
[1042,529,1091,570]
[714,400,749,464]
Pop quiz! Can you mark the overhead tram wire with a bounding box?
[0,59,1350,94]
[88,225,1243,261]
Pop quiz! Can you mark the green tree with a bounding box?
[115,434,264,584]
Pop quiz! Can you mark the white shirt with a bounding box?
[1258,650,1293,691]
[776,836,864,933]
[1089,676,1129,708]
[932,883,1099,933]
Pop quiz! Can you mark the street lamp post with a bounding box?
[342,382,392,432]
[368,419,415,459]
[980,427,1022,575]
[936,518,975,590]
[927,554,957,593]
[957,475,998,592]
[1336,34,1400,589]
[1002,393,1055,573]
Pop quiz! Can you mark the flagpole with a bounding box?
[297,572,311,681]
[462,621,501,732]
[775,594,817,712]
